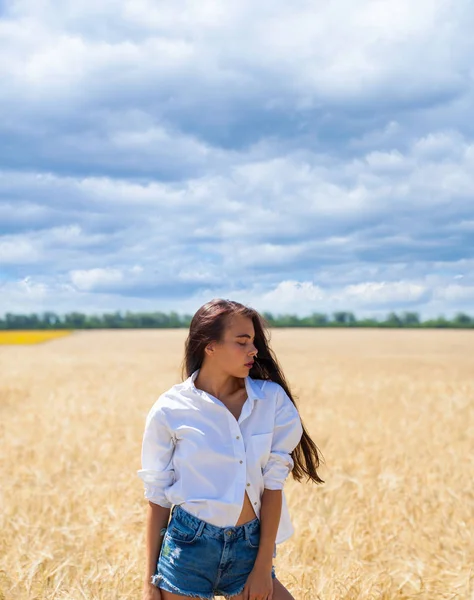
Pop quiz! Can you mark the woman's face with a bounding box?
[207,314,258,378]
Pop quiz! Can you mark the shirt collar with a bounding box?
[187,368,265,401]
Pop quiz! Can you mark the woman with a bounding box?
[138,299,324,600]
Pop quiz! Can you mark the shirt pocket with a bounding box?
[250,432,273,469]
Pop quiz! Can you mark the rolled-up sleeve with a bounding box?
[262,386,304,491]
[137,405,176,508]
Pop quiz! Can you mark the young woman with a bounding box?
[138,299,324,600]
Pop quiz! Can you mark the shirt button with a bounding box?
[247,483,250,486]
[254,502,257,505]
[239,460,243,464]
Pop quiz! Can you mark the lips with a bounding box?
[245,362,254,367]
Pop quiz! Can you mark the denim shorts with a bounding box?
[151,504,276,599]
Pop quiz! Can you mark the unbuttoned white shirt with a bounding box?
[137,368,303,544]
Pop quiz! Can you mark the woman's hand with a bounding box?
[242,564,273,600]
[142,581,162,600]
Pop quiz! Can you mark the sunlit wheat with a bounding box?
[1,329,473,599]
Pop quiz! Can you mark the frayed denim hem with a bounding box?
[150,572,214,599]
[220,580,246,600]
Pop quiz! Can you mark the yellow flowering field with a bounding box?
[0,328,473,599]
[0,330,73,345]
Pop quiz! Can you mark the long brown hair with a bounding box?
[181,298,324,485]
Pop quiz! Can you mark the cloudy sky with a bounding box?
[1,0,474,319]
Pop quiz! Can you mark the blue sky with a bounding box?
[1,0,474,319]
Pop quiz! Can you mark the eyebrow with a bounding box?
[235,334,255,339]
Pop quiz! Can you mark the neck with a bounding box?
[194,365,244,400]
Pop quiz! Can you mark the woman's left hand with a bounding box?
[242,564,273,600]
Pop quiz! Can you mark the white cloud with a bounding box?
[69,268,124,291]
[255,279,431,314]
[262,281,325,304]
[342,281,429,306]
[0,237,42,263]
[14,276,48,299]
[434,284,474,302]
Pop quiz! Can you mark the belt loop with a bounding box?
[197,520,206,537]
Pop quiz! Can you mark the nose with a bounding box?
[249,344,258,357]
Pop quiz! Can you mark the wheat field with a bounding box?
[0,328,473,600]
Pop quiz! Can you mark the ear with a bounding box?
[205,342,215,356]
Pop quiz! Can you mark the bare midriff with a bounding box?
[235,490,258,525]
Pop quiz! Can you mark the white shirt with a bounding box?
[137,368,304,545]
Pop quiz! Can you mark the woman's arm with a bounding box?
[243,489,281,599]
[253,385,304,569]
[255,488,282,569]
[143,502,171,586]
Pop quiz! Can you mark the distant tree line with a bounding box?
[1,310,473,329]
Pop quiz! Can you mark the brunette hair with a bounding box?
[181,298,324,485]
